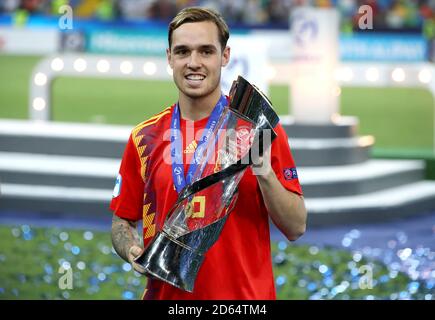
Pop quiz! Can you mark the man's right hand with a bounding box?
[128,245,146,274]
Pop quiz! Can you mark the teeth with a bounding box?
[186,75,205,80]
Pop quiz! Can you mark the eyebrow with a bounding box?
[172,44,218,52]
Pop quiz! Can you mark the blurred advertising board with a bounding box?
[85,29,167,56]
[340,33,428,62]
[254,31,428,63]
[0,27,59,54]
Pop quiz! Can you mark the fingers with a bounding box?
[128,245,147,274]
[129,245,143,258]
[252,144,272,176]
[132,262,146,274]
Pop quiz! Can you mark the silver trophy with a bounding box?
[134,76,279,292]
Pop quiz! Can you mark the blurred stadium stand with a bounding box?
[1,0,434,31]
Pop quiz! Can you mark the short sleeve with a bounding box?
[109,134,144,221]
[270,123,303,196]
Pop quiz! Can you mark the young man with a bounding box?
[110,7,307,300]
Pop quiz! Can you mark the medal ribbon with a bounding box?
[170,94,227,194]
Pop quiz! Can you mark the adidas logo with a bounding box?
[184,140,197,154]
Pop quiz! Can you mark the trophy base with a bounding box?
[135,231,204,293]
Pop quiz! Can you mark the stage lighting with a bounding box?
[73,58,87,72]
[143,62,157,75]
[97,59,110,73]
[32,97,46,111]
[51,58,64,71]
[120,61,133,74]
[392,68,405,82]
[34,72,47,86]
[418,69,432,84]
[365,67,379,82]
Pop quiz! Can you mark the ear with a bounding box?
[221,46,230,67]
[166,48,173,68]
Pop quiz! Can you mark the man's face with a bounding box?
[167,21,230,100]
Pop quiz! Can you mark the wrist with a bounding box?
[255,166,274,183]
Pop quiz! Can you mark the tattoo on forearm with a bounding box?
[111,215,141,262]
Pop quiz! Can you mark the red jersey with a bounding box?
[110,104,303,300]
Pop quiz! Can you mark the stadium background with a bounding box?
[0,0,434,300]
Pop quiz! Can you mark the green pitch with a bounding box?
[0,54,433,155]
[1,224,430,300]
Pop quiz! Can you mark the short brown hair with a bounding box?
[168,7,230,51]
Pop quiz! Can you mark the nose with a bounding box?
[187,51,201,69]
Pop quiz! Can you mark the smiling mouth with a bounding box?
[185,74,206,81]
